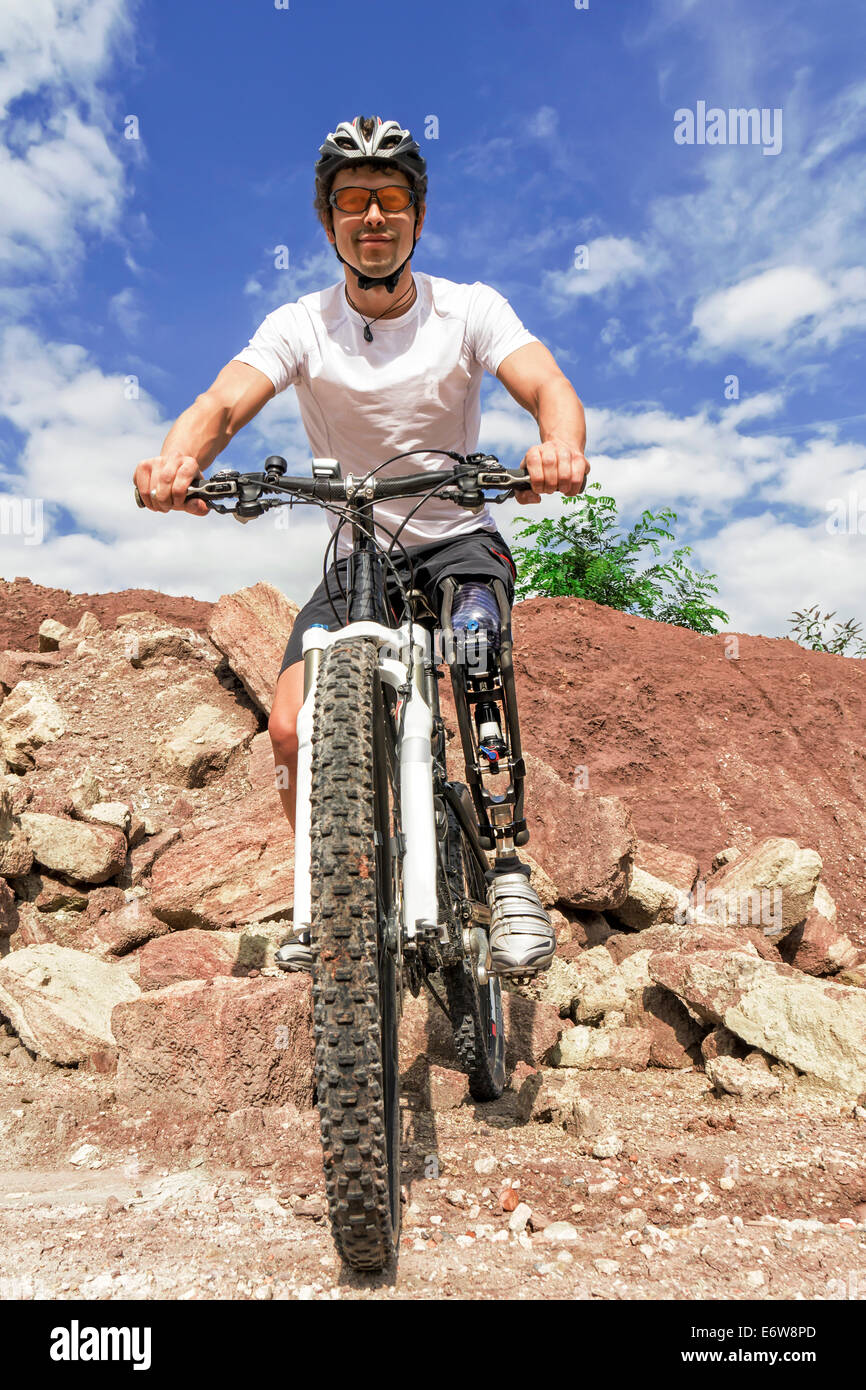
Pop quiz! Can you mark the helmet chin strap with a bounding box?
[333,215,420,293]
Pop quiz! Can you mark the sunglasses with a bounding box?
[328,185,417,214]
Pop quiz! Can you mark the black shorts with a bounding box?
[279,526,517,673]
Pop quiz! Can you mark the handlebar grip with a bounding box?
[134,482,210,508]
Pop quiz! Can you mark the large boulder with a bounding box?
[609,865,689,932]
[137,925,289,990]
[0,944,139,1064]
[649,948,866,1096]
[692,837,822,939]
[112,974,314,1111]
[157,703,257,788]
[551,1024,652,1071]
[635,839,699,895]
[399,987,566,1077]
[149,733,293,929]
[19,812,127,885]
[519,752,636,910]
[0,679,66,772]
[780,907,859,977]
[0,649,63,692]
[207,582,300,715]
[0,877,18,936]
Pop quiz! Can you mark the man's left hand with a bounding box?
[516,439,590,505]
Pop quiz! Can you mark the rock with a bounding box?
[701,1025,748,1063]
[605,921,781,966]
[0,877,19,936]
[591,1134,623,1159]
[405,1061,467,1111]
[609,866,690,932]
[0,944,139,1064]
[780,909,859,977]
[0,679,67,772]
[110,615,219,669]
[57,611,101,649]
[540,1222,579,1243]
[84,899,172,957]
[207,582,300,715]
[552,1025,652,1071]
[38,619,70,651]
[637,840,699,894]
[593,1258,621,1275]
[559,910,615,950]
[137,929,247,989]
[813,882,837,924]
[158,703,257,788]
[14,871,89,914]
[650,949,866,1096]
[520,752,636,911]
[149,734,293,930]
[705,1055,782,1100]
[515,1071,602,1137]
[711,847,741,873]
[506,955,588,1018]
[836,968,866,991]
[0,649,64,691]
[120,826,182,888]
[113,975,314,1111]
[697,837,822,939]
[508,1202,532,1233]
[19,812,127,884]
[82,802,132,834]
[520,852,559,909]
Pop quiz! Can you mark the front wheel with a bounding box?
[309,637,402,1271]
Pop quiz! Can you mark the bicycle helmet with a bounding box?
[315,116,427,293]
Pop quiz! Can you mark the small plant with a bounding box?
[787,605,866,657]
[511,483,730,634]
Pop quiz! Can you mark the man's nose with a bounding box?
[363,198,387,226]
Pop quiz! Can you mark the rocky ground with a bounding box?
[1,577,865,1302]
[2,1051,865,1301]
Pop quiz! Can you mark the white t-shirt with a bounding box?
[232,271,538,560]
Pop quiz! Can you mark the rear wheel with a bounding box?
[310,638,402,1271]
[439,796,506,1101]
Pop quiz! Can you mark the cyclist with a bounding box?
[134,115,589,978]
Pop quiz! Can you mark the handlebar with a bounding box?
[133,452,531,521]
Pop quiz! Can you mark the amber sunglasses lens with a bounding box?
[332,186,413,213]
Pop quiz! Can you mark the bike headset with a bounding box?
[315,115,427,293]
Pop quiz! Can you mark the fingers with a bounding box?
[134,454,206,514]
[519,442,589,500]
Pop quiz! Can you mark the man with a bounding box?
[134,115,589,976]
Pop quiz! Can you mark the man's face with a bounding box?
[327,164,424,278]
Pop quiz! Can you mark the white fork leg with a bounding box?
[291,674,316,932]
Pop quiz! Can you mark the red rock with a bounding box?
[138,930,238,990]
[405,1061,467,1111]
[399,987,565,1077]
[781,909,859,976]
[0,649,63,691]
[605,923,780,967]
[500,1187,520,1212]
[636,840,699,895]
[112,974,314,1111]
[0,878,19,936]
[206,582,300,716]
[120,827,182,888]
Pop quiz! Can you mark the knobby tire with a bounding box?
[310,637,401,1272]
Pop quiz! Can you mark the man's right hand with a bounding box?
[134,453,209,515]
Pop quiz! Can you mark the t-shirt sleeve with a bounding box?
[231,303,306,394]
[465,281,539,377]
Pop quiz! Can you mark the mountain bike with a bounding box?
[135,450,532,1271]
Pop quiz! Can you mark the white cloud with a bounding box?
[542,237,647,310]
[107,287,143,339]
[0,325,336,607]
[0,0,134,289]
[691,265,866,355]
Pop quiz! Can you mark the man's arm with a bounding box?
[496,341,589,505]
[135,361,276,514]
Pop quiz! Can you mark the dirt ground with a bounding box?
[2,1052,864,1302]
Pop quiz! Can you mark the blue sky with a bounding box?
[1,0,865,644]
